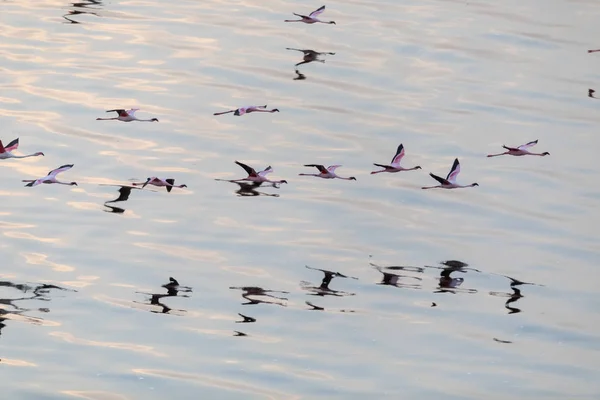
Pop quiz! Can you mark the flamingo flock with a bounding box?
[6,4,587,202]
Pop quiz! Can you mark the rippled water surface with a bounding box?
[1,0,600,398]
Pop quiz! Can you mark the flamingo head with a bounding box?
[415,166,422,169]
[180,184,188,188]
[151,118,159,122]
[542,152,550,156]
[36,152,45,156]
[471,183,479,187]
[273,108,280,112]
[70,182,78,186]
[95,118,102,120]
[349,177,357,181]
[329,21,336,24]
[280,180,288,184]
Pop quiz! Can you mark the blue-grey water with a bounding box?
[1,0,600,398]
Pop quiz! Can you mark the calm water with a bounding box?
[1,0,600,398]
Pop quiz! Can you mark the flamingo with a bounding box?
[421,158,478,189]
[285,5,336,24]
[588,49,600,53]
[487,140,550,157]
[132,178,187,192]
[22,164,77,187]
[96,108,159,122]
[371,144,422,174]
[213,105,279,116]
[299,164,356,181]
[224,161,288,185]
[286,48,335,67]
[0,138,44,160]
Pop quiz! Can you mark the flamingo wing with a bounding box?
[446,158,461,183]
[429,173,450,185]
[48,164,74,177]
[258,166,273,177]
[517,139,538,150]
[25,179,44,187]
[391,144,405,165]
[235,161,258,177]
[4,138,19,152]
[327,165,342,173]
[126,108,140,116]
[304,164,327,174]
[309,5,325,18]
[0,140,5,154]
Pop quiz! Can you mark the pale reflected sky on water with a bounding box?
[1,0,600,398]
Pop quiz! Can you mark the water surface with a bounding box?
[1,0,600,398]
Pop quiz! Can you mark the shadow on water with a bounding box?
[301,265,357,313]
[134,277,192,316]
[0,281,75,338]
[215,180,281,198]
[62,0,103,24]
[229,286,289,337]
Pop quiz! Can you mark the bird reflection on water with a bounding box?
[286,48,335,81]
[215,180,281,197]
[424,260,479,294]
[300,265,357,297]
[489,275,537,315]
[102,185,139,214]
[229,287,288,337]
[134,277,191,315]
[62,0,103,24]
[370,263,424,289]
[0,281,74,336]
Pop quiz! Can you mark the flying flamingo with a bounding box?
[22,164,77,187]
[223,161,288,185]
[487,140,550,157]
[588,49,600,53]
[132,178,187,192]
[213,105,280,116]
[421,158,478,190]
[299,164,356,181]
[96,108,159,122]
[371,144,422,174]
[285,5,336,24]
[0,138,44,160]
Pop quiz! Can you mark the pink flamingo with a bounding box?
[487,140,550,157]
[285,5,336,24]
[422,158,478,189]
[224,161,288,184]
[299,164,356,181]
[213,105,279,116]
[132,178,187,192]
[371,144,421,174]
[96,108,159,122]
[23,164,77,187]
[0,138,44,160]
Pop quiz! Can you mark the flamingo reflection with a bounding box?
[286,48,336,67]
[229,286,289,306]
[0,281,73,336]
[300,265,357,297]
[215,179,281,197]
[293,69,306,81]
[589,89,598,99]
[489,275,535,314]
[134,277,191,315]
[424,260,478,294]
[101,185,141,214]
[62,0,103,24]
[370,263,424,289]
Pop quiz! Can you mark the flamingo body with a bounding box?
[421,158,478,189]
[299,164,356,181]
[96,108,159,122]
[371,144,421,174]
[132,177,187,192]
